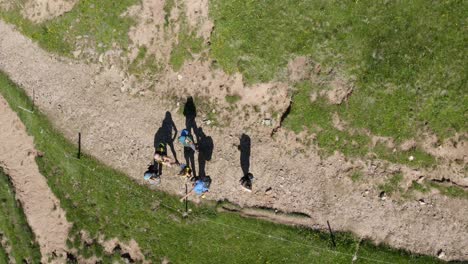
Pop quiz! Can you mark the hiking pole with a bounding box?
[327,220,336,249]
[77,132,81,159]
[185,184,188,213]
[32,88,35,111]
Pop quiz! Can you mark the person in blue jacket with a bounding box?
[180,177,211,201]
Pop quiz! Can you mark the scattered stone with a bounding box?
[177,74,183,81]
[309,91,318,103]
[162,256,171,264]
[262,118,272,126]
[400,139,417,151]
[72,50,81,58]
[437,249,446,259]
[362,189,369,197]
[408,155,414,161]
[265,187,272,195]
[417,176,425,183]
[418,199,426,205]
[379,191,387,200]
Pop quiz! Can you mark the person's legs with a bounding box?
[184,147,197,177]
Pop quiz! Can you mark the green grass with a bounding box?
[284,82,435,167]
[170,29,204,71]
[0,168,42,263]
[428,182,468,199]
[0,0,138,55]
[350,171,363,183]
[0,72,445,263]
[409,181,430,194]
[210,0,467,143]
[378,173,404,196]
[225,94,241,104]
[164,0,176,26]
[129,46,162,79]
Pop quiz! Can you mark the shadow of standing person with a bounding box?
[239,134,254,191]
[197,127,214,178]
[183,96,200,142]
[154,111,178,175]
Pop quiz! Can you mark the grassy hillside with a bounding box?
[0,0,138,55]
[0,168,42,263]
[0,71,444,263]
[210,0,467,142]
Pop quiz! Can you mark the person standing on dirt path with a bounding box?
[179,176,212,201]
[179,128,198,178]
[178,129,197,152]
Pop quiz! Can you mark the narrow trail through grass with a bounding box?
[0,168,42,263]
[0,71,444,263]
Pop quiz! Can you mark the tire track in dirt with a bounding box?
[0,20,467,260]
[0,95,71,263]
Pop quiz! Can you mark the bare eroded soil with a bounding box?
[0,94,71,263]
[0,14,467,262]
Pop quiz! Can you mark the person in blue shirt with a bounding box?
[180,177,211,201]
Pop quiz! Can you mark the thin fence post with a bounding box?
[185,184,188,213]
[327,220,336,249]
[77,132,81,159]
[32,88,35,111]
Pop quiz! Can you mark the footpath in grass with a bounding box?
[0,72,445,263]
[0,168,42,263]
[210,0,467,144]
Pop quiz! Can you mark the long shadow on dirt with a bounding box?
[198,127,213,178]
[182,97,214,181]
[154,111,178,175]
[239,134,253,190]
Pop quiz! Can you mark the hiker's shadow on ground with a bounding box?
[154,111,178,174]
[239,134,253,190]
[198,127,213,178]
[182,96,214,179]
[239,134,251,175]
[183,96,199,141]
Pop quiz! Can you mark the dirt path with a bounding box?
[0,95,71,263]
[0,20,467,261]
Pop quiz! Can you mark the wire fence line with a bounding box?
[18,107,394,264]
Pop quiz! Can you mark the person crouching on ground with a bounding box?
[143,163,161,185]
[178,164,193,180]
[180,176,211,201]
[154,143,178,167]
[240,173,254,192]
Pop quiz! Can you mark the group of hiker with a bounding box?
[143,98,254,201]
[143,127,212,199]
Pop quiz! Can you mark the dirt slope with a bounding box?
[0,95,71,263]
[0,20,467,261]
